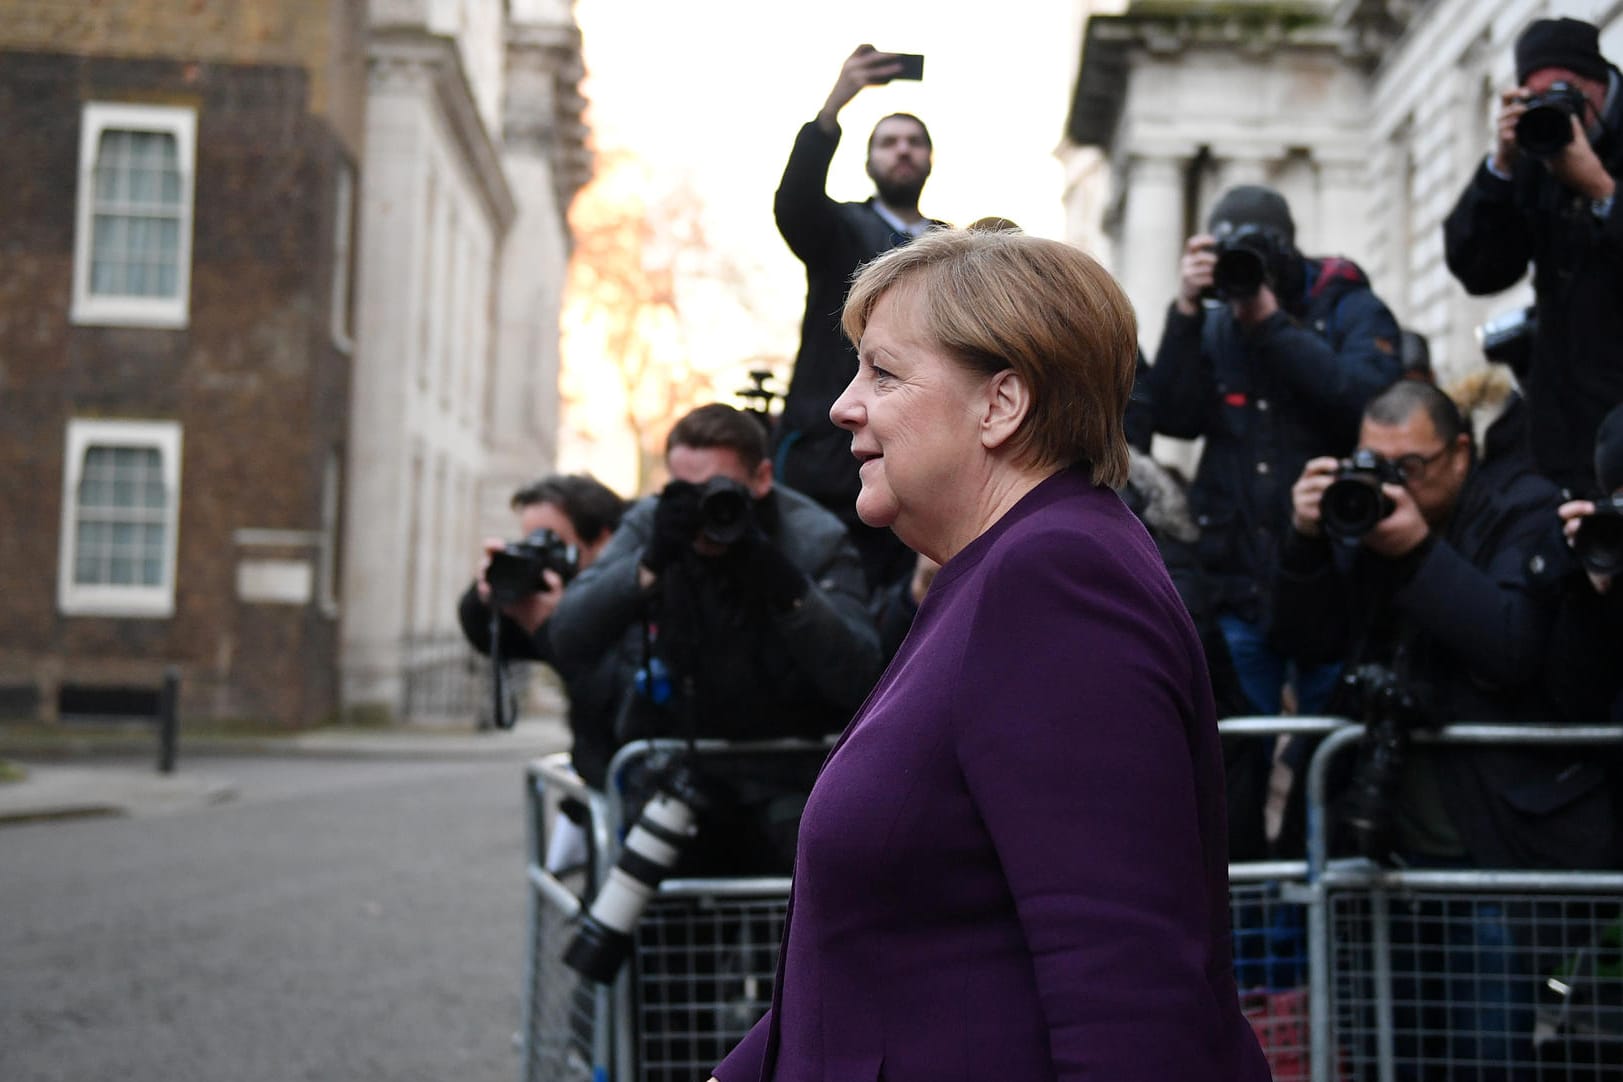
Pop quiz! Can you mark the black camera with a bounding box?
[1476,306,1537,374]
[485,528,580,605]
[1573,496,1623,577]
[563,760,712,983]
[1517,81,1588,159]
[1321,450,1405,542]
[696,476,752,547]
[1208,223,1290,301]
[1338,663,1430,860]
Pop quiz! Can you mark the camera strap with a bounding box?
[1352,583,1421,679]
[638,559,705,758]
[488,604,517,730]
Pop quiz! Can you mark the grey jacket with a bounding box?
[548,483,882,747]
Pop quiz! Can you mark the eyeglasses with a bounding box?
[1392,446,1451,482]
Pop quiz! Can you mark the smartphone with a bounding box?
[889,53,925,81]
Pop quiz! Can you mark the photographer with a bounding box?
[1140,184,1403,717]
[456,474,625,784]
[549,402,882,759]
[1547,403,1623,723]
[1277,379,1613,868]
[773,45,947,591]
[1277,380,1616,1075]
[1444,17,1623,495]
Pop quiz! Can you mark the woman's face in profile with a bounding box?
[830,286,990,548]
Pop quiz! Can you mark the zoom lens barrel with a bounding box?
[1213,245,1267,300]
[1321,475,1394,542]
[563,786,701,984]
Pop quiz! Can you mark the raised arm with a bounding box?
[775,46,906,263]
[547,498,655,674]
[1244,287,1403,433]
[1392,489,1565,688]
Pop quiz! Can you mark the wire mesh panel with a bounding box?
[630,892,788,1082]
[1232,878,1313,1082]
[1329,888,1623,1082]
[521,868,601,1082]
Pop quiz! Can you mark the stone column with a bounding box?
[1316,156,1371,265]
[1117,152,1188,345]
[1214,152,1271,194]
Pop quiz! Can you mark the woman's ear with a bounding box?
[980,369,1031,452]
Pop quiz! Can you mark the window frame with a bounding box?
[57,419,184,618]
[70,102,198,329]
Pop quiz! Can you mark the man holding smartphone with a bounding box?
[772,44,943,593]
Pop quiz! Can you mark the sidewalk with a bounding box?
[0,716,570,825]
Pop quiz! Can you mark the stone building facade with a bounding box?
[1062,0,1623,388]
[0,0,587,727]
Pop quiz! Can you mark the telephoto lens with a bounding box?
[1341,715,1406,859]
[563,764,710,983]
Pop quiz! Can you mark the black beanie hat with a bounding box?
[1207,185,1295,245]
[1515,17,1609,84]
[1594,402,1623,494]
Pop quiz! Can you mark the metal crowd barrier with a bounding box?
[1302,722,1623,1082]
[520,721,1623,1082]
[520,738,819,1082]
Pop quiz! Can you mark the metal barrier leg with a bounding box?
[519,771,544,1082]
[1370,887,1395,1082]
[519,758,614,1082]
[1310,883,1334,1082]
[611,892,635,1078]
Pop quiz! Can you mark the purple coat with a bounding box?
[714,467,1271,1082]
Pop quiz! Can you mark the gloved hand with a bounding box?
[642,480,702,574]
[728,525,809,611]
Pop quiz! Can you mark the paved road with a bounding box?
[0,757,536,1082]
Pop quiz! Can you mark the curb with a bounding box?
[0,719,570,763]
[0,769,240,826]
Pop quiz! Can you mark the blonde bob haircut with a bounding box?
[840,226,1136,489]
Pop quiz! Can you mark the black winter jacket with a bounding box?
[1443,70,1623,493]
[774,121,939,441]
[1273,459,1618,869]
[771,122,943,590]
[547,484,882,749]
[456,585,622,788]
[1142,258,1403,623]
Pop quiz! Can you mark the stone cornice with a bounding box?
[368,27,517,232]
[1066,2,1345,150]
[504,19,592,215]
[1331,0,1429,63]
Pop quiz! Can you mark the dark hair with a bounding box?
[1399,329,1434,382]
[1365,379,1467,445]
[666,403,769,472]
[867,112,933,153]
[966,216,1021,233]
[510,473,625,543]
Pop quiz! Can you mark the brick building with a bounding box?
[0,0,588,728]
